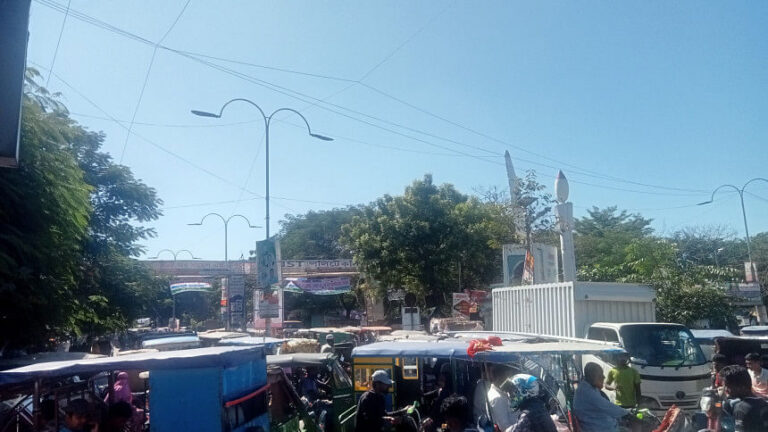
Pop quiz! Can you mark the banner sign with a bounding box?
[522,250,535,285]
[503,244,559,286]
[228,275,246,327]
[170,282,213,295]
[256,289,281,319]
[284,277,351,295]
[281,259,356,274]
[452,291,487,318]
[257,237,281,289]
[144,260,255,276]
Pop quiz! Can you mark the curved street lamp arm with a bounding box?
[149,249,177,260]
[742,177,768,191]
[269,107,312,134]
[219,98,269,125]
[268,107,333,140]
[226,213,261,228]
[175,249,200,260]
[706,184,742,204]
[190,212,227,226]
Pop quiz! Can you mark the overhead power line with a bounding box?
[45,0,70,87]
[34,0,719,198]
[119,0,192,163]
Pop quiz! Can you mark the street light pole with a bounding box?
[148,249,201,325]
[188,213,260,329]
[192,99,333,238]
[192,100,332,336]
[699,178,768,284]
[188,212,260,262]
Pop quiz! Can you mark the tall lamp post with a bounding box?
[192,100,332,335]
[148,249,201,322]
[191,99,333,238]
[188,213,259,329]
[188,213,260,262]
[698,178,768,285]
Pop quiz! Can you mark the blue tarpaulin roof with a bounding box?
[352,338,625,363]
[0,346,267,386]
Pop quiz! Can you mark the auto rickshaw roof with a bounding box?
[197,331,250,340]
[267,352,335,368]
[0,345,268,386]
[352,338,624,362]
[218,336,286,346]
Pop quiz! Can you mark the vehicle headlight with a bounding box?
[637,396,661,410]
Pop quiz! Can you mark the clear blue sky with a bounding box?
[26,1,768,261]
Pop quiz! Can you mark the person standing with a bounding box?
[486,367,517,430]
[719,365,768,432]
[321,334,335,353]
[604,352,641,409]
[745,353,768,399]
[573,363,631,432]
[355,370,398,432]
[712,353,728,389]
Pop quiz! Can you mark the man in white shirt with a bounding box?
[485,366,519,430]
[745,352,768,399]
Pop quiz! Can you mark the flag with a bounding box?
[522,250,535,284]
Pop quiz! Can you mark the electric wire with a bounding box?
[34,0,711,197]
[118,0,192,163]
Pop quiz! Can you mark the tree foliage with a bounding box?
[279,208,361,259]
[342,174,514,312]
[0,69,165,349]
[575,206,741,327]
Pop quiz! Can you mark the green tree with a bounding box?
[0,72,91,348]
[342,174,513,312]
[0,69,165,348]
[279,207,361,259]
[575,206,654,273]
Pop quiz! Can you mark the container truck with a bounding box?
[492,281,710,412]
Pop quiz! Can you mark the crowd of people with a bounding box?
[707,352,768,431]
[355,364,559,432]
[36,371,144,432]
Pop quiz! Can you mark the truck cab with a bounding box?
[586,322,710,412]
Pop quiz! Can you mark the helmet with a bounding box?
[502,374,540,409]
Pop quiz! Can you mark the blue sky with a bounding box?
[26,1,768,261]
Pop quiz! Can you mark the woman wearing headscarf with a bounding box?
[502,374,557,432]
[105,371,133,404]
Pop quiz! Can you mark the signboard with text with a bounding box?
[257,237,281,289]
[228,275,246,327]
[284,277,351,295]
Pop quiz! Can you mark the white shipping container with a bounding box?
[492,282,655,338]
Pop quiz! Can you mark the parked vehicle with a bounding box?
[140,334,201,351]
[351,334,629,431]
[690,329,734,360]
[739,325,768,337]
[267,352,356,432]
[0,345,274,432]
[492,282,710,412]
[713,336,768,366]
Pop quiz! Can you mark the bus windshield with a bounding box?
[620,325,706,367]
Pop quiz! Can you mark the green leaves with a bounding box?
[342,174,514,313]
[0,69,165,349]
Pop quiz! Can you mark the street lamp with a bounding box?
[148,249,200,323]
[698,178,768,283]
[188,213,259,330]
[191,99,332,238]
[148,249,201,260]
[187,212,260,262]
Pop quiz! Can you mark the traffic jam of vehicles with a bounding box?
[2,282,767,432]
